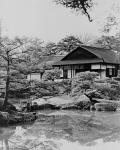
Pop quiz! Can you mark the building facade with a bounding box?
[53,45,120,79]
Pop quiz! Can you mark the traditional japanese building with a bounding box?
[53,45,120,79]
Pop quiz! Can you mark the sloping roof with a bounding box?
[81,45,118,64]
[38,55,64,64]
[53,45,119,66]
[53,59,103,66]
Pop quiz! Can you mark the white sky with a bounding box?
[0,0,120,43]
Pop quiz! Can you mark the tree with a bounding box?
[94,35,116,49]
[102,15,118,34]
[20,37,45,74]
[54,0,94,21]
[57,35,83,54]
[44,42,58,56]
[0,37,28,108]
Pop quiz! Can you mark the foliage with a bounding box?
[94,35,120,52]
[103,15,117,34]
[8,80,30,98]
[96,85,118,100]
[44,42,58,55]
[57,79,72,94]
[71,71,98,98]
[20,37,45,74]
[74,71,98,81]
[27,79,72,98]
[57,35,83,54]
[0,37,29,107]
[30,80,60,98]
[55,0,93,21]
[42,69,61,81]
[95,79,120,100]
[43,35,83,55]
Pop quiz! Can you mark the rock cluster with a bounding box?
[22,94,120,112]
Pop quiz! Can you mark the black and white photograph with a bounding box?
[0,0,120,149]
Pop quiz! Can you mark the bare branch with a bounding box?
[0,54,8,61]
[7,44,22,53]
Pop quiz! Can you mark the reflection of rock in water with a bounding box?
[14,126,26,136]
[0,111,120,150]
[0,127,16,150]
[3,139,9,150]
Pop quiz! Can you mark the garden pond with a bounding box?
[0,110,120,150]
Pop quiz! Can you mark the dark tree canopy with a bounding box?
[94,35,120,51]
[54,0,93,21]
[57,35,83,53]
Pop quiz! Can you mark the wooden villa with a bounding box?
[53,45,120,79]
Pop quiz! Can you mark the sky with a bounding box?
[0,0,120,43]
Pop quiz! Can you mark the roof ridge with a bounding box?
[81,45,112,51]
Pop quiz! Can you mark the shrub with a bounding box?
[75,71,99,81]
[96,83,120,100]
[42,69,61,81]
[30,80,60,98]
[57,79,72,94]
[9,80,30,98]
[71,71,98,98]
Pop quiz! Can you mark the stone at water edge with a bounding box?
[62,95,91,110]
[85,90,103,99]
[94,102,118,111]
[74,95,91,110]
[76,94,90,102]
[32,98,47,105]
[0,111,9,126]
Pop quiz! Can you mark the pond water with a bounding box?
[0,110,120,150]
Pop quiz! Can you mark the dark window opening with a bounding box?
[63,70,68,79]
[106,68,117,77]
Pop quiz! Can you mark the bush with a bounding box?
[96,85,118,100]
[42,69,61,81]
[30,80,60,98]
[95,79,120,100]
[57,79,72,94]
[75,71,99,81]
[9,80,30,98]
[71,71,98,98]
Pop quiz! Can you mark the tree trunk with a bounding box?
[3,76,9,107]
[3,58,10,108]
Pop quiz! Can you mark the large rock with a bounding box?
[47,96,74,107]
[32,98,47,105]
[62,95,91,110]
[95,102,118,111]
[76,94,90,102]
[8,112,37,125]
[61,103,79,110]
[31,98,60,110]
[0,111,9,126]
[85,90,103,100]
[74,95,91,110]
[38,103,60,110]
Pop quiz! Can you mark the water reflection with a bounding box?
[0,126,15,150]
[0,111,120,150]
